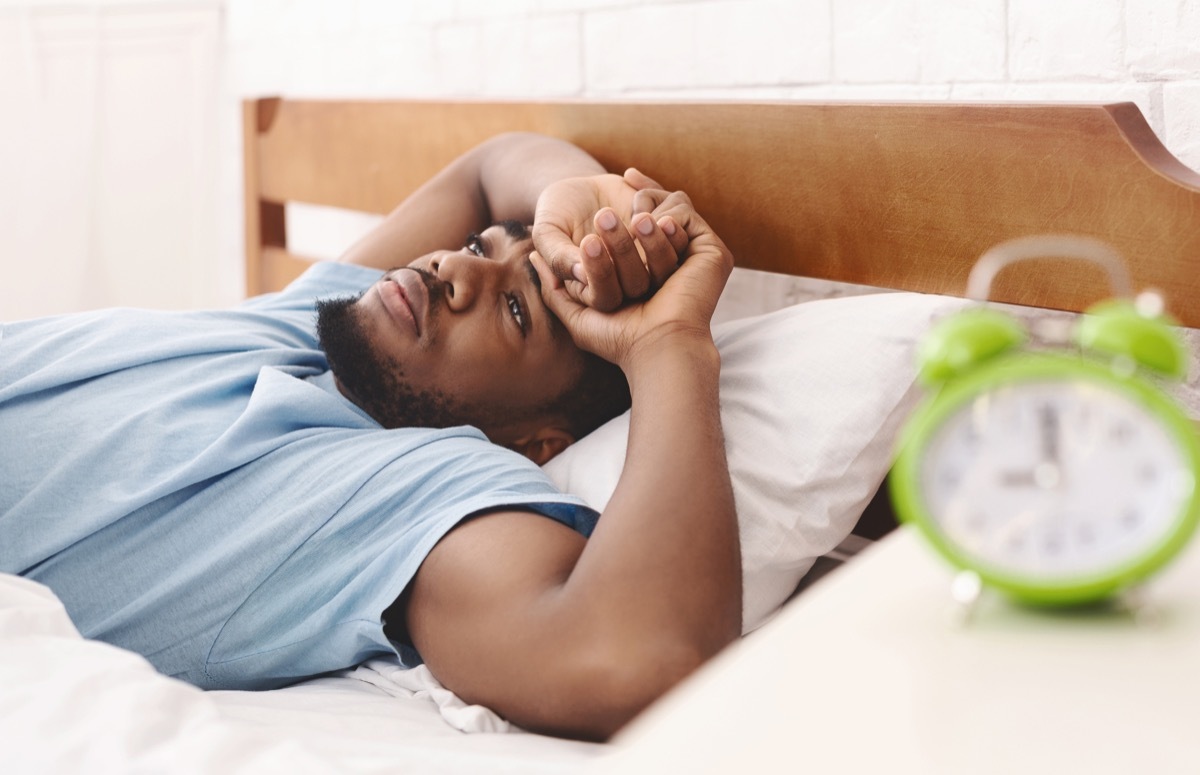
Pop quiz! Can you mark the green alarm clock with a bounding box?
[890,235,1200,606]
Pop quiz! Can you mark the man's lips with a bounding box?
[379,270,429,336]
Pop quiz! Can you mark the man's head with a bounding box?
[317,221,630,464]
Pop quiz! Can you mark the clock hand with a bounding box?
[1033,403,1066,489]
[1038,403,1060,464]
[997,465,1061,489]
[998,469,1037,487]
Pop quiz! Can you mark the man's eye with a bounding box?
[506,294,526,335]
[466,236,484,256]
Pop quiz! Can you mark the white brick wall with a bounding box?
[218,0,1200,302]
[832,0,1008,83]
[222,0,1200,164]
[1008,0,1125,81]
[1126,0,1200,77]
[435,15,582,95]
[585,0,830,92]
[1164,80,1200,173]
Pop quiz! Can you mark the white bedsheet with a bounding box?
[0,571,606,774]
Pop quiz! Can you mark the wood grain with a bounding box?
[241,100,262,299]
[243,99,1200,326]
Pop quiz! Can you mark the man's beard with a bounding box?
[315,292,469,430]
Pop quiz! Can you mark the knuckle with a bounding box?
[657,249,681,269]
[669,190,692,206]
[604,228,634,249]
[591,291,619,312]
[589,258,614,280]
[624,274,650,298]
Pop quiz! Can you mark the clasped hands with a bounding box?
[529,169,734,370]
[532,169,689,312]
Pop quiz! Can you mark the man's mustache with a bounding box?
[393,265,447,326]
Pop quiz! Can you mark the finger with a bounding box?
[632,212,680,288]
[660,206,735,287]
[632,188,667,216]
[623,167,664,191]
[529,249,563,292]
[640,195,731,277]
[594,207,651,300]
[632,184,677,217]
[658,215,688,255]
[531,250,590,341]
[625,169,671,217]
[578,233,623,312]
[647,194,703,247]
[531,221,589,285]
[633,188,696,220]
[637,192,694,259]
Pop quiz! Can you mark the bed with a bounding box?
[4,98,1200,773]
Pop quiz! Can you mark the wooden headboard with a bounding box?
[243,99,1200,327]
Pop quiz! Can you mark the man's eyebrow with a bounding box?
[495,219,530,242]
[523,254,542,293]
[487,219,555,335]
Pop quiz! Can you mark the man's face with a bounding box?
[317,222,585,447]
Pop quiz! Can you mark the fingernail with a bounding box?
[661,218,676,236]
[572,263,588,284]
[598,210,617,231]
[584,238,602,257]
[636,216,654,236]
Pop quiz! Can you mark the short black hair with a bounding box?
[546,352,631,440]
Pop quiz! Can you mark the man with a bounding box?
[0,133,739,741]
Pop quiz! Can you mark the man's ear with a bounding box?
[510,426,576,466]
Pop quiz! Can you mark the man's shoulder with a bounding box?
[240,262,383,313]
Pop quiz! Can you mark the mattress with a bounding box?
[0,570,605,773]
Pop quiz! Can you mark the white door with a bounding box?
[0,2,221,319]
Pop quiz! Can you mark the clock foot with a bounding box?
[948,570,984,626]
[1115,585,1163,628]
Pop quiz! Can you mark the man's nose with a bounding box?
[430,251,497,313]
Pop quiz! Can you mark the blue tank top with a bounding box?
[0,262,595,689]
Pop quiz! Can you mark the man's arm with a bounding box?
[404,193,739,741]
[339,133,684,310]
[338,132,607,269]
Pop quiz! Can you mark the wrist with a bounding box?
[622,328,720,380]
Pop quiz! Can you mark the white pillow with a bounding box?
[543,291,969,633]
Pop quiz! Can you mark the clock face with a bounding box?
[919,378,1195,582]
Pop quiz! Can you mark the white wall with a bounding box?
[225,0,1200,160]
[5,1,1199,316]
[0,0,221,319]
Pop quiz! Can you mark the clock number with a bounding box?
[1037,404,1060,464]
[1110,421,1136,444]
